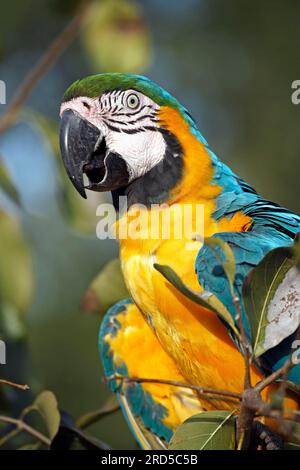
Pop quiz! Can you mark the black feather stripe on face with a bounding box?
[103,113,156,126]
[114,104,154,117]
[97,90,159,134]
[112,130,183,208]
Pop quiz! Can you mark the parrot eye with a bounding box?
[126,93,140,109]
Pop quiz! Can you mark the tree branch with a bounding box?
[0,427,21,447]
[0,415,50,446]
[76,397,120,430]
[0,379,29,391]
[0,0,93,135]
[236,327,300,448]
[107,374,242,402]
[255,355,296,394]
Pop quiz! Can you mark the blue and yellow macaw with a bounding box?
[59,74,300,448]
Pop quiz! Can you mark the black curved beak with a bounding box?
[60,109,102,198]
[60,109,129,198]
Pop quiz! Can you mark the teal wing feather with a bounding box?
[195,173,300,384]
[99,299,172,448]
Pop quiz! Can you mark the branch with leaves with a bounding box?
[0,389,118,450]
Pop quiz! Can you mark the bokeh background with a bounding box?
[0,0,299,449]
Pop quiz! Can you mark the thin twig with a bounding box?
[0,427,21,447]
[107,374,242,401]
[247,396,300,424]
[277,379,300,396]
[232,293,254,449]
[255,358,294,394]
[255,409,300,425]
[233,294,251,389]
[252,356,299,438]
[0,415,50,446]
[233,328,300,448]
[0,379,29,391]
[0,0,93,134]
[76,397,120,430]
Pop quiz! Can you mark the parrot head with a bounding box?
[59,73,202,204]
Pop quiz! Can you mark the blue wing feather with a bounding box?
[195,163,300,384]
[99,299,173,445]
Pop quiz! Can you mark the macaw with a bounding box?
[59,74,300,448]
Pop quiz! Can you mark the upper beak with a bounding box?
[60,109,130,198]
[59,109,102,199]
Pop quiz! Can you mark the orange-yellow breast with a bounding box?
[117,204,258,408]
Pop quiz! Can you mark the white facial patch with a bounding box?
[60,90,167,181]
[60,96,102,130]
[106,128,166,181]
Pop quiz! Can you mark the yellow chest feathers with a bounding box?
[118,201,251,306]
[117,203,253,396]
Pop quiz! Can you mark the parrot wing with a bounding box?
[99,299,203,448]
[196,187,300,384]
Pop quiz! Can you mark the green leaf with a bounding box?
[82,0,152,73]
[51,424,111,450]
[32,391,60,440]
[154,263,240,341]
[0,162,20,206]
[169,410,236,450]
[243,246,300,358]
[204,237,236,294]
[0,214,33,316]
[76,395,120,429]
[17,442,40,450]
[83,259,129,315]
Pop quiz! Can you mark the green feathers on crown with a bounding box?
[63,73,181,111]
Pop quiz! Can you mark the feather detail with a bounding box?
[99,299,203,447]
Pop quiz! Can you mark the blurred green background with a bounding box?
[0,0,299,449]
